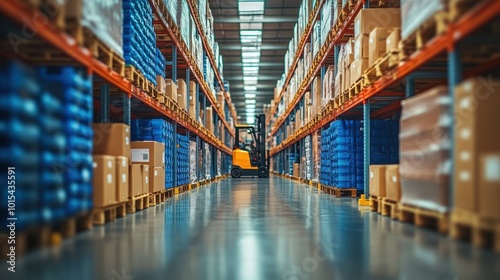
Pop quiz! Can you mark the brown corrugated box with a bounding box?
[386,28,401,53]
[129,164,142,197]
[479,153,500,220]
[142,165,149,195]
[350,58,369,86]
[93,155,116,207]
[153,167,165,193]
[93,123,131,158]
[370,165,387,197]
[166,79,177,103]
[454,76,500,213]
[115,156,129,203]
[385,165,401,202]
[354,8,401,36]
[156,75,166,94]
[189,81,197,105]
[131,141,165,167]
[205,107,214,133]
[189,103,197,119]
[369,27,396,66]
[354,34,369,60]
[293,163,300,177]
[177,79,187,110]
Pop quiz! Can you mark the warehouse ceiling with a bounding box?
[208,0,302,124]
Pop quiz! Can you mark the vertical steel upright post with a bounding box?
[406,76,415,98]
[363,100,371,198]
[172,45,177,82]
[100,84,110,123]
[123,94,131,125]
[448,44,462,209]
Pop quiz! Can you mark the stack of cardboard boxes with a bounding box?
[369,165,401,202]
[177,79,187,112]
[92,123,131,207]
[454,76,500,222]
[189,81,197,119]
[399,86,451,213]
[322,66,335,107]
[205,107,214,133]
[166,79,177,103]
[131,141,165,194]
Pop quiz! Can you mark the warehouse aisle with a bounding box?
[3,176,500,280]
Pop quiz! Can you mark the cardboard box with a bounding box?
[385,165,401,202]
[142,165,149,195]
[293,163,300,177]
[93,155,116,207]
[131,141,165,167]
[153,167,165,193]
[129,164,142,197]
[454,76,500,213]
[354,34,369,60]
[93,123,131,158]
[354,8,401,36]
[479,153,500,219]
[386,28,401,53]
[350,58,369,86]
[189,103,197,119]
[156,75,166,94]
[370,165,387,197]
[205,107,214,133]
[166,79,177,103]
[177,79,187,110]
[115,156,129,203]
[189,81,197,105]
[369,27,397,66]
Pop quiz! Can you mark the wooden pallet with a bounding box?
[0,211,92,259]
[400,11,449,59]
[381,198,400,220]
[125,66,146,91]
[399,203,449,234]
[92,202,127,225]
[149,190,167,206]
[363,50,401,86]
[448,0,479,22]
[450,209,500,252]
[370,195,384,213]
[126,193,150,213]
[347,77,365,98]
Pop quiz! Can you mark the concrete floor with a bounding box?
[2,176,500,280]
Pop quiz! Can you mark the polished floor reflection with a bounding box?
[2,176,500,280]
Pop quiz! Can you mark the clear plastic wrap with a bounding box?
[305,135,312,180]
[401,0,445,40]
[204,142,211,180]
[312,131,321,182]
[189,140,197,184]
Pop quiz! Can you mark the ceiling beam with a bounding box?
[224,62,283,67]
[214,16,297,23]
[225,75,280,81]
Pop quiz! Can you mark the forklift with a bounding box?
[231,114,269,178]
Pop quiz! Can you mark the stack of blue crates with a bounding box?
[320,119,399,192]
[177,134,189,185]
[123,0,157,85]
[155,48,166,78]
[288,152,296,175]
[0,61,41,231]
[38,66,94,217]
[131,118,175,189]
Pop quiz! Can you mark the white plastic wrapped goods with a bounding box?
[217,150,221,177]
[67,0,123,57]
[204,142,211,179]
[312,131,321,182]
[189,140,197,183]
[401,0,446,40]
[164,0,177,24]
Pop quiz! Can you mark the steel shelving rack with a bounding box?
[0,0,235,186]
[267,0,500,204]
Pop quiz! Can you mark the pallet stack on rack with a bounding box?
[266,0,500,251]
[0,0,235,255]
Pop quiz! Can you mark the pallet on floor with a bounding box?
[399,203,449,234]
[126,193,149,213]
[381,198,400,220]
[149,190,167,206]
[332,187,357,197]
[370,195,384,213]
[92,202,127,225]
[399,11,449,59]
[0,211,93,259]
[450,208,500,252]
